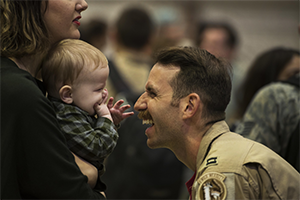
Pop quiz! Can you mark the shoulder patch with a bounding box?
[196,172,227,200]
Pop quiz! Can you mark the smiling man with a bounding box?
[134,46,300,200]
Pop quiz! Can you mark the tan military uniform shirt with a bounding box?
[189,121,299,200]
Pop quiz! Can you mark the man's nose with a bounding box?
[134,92,147,111]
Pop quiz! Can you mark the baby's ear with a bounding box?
[59,85,73,104]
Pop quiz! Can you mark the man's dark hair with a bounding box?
[116,7,154,50]
[155,46,232,120]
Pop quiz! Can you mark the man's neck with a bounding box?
[173,122,213,172]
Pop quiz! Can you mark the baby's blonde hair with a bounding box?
[41,39,108,96]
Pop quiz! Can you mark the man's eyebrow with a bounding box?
[146,84,157,93]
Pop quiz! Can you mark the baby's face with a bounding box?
[71,64,109,115]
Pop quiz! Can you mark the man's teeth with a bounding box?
[142,119,154,125]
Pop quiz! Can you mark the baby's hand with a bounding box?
[107,97,134,126]
[94,89,112,121]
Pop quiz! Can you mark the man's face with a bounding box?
[134,63,182,149]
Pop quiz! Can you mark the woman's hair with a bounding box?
[154,46,232,120]
[41,39,108,96]
[234,47,300,120]
[0,0,49,57]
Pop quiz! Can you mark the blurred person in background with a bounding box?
[235,72,300,172]
[79,19,108,52]
[231,47,300,130]
[102,6,186,199]
[195,21,241,127]
[196,21,238,62]
[152,7,193,54]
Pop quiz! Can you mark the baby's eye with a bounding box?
[95,88,103,92]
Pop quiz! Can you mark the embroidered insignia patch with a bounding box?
[196,172,227,200]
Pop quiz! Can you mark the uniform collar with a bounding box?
[196,121,230,170]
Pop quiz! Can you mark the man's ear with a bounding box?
[59,85,73,104]
[182,93,201,120]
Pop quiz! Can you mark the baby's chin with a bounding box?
[88,109,97,117]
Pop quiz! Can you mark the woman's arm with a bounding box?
[72,153,98,188]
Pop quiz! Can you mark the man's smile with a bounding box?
[142,119,154,125]
[138,110,154,125]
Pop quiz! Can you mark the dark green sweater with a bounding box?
[1,57,105,199]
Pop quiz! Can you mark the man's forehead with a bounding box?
[150,63,179,78]
[148,64,179,81]
[145,64,179,92]
[145,79,173,98]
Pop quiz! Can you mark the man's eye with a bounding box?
[149,91,156,98]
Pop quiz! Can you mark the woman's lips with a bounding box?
[73,16,81,26]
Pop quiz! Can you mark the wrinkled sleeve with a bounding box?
[56,107,119,164]
[223,164,281,199]
[234,83,299,154]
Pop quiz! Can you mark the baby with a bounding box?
[42,39,133,189]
